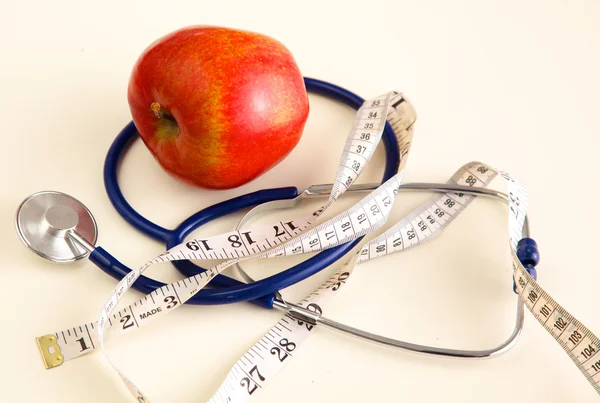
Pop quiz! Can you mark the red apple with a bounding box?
[127,26,309,189]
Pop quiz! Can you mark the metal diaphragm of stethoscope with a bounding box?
[15,77,525,360]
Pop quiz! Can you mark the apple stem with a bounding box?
[150,102,176,122]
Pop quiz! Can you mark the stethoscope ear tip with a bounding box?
[15,191,98,263]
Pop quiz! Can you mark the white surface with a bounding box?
[1,1,599,402]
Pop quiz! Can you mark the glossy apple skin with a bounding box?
[127,26,309,189]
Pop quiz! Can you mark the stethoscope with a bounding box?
[15,77,528,359]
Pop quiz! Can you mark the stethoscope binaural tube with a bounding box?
[96,77,402,308]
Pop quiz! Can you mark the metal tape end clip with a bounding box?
[35,334,63,369]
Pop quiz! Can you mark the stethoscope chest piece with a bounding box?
[15,191,98,263]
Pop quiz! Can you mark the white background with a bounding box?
[1,1,599,402]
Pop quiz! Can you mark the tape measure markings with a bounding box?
[208,161,498,401]
[34,161,485,368]
[359,163,497,262]
[500,173,600,393]
[37,92,416,400]
[35,91,600,400]
[99,167,404,400]
[211,162,600,400]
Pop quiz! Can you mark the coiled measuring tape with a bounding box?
[35,92,600,401]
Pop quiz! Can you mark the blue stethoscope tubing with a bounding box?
[90,77,401,309]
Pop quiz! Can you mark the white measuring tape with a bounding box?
[35,92,600,401]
